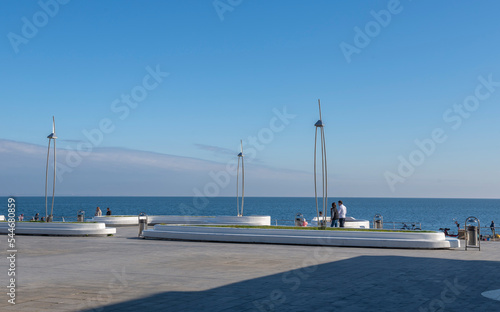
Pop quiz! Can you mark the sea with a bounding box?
[2,197,499,232]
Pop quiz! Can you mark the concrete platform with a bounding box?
[143,225,460,249]
[1,227,499,312]
[0,222,116,236]
[0,215,5,221]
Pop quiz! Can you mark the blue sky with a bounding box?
[1,0,499,198]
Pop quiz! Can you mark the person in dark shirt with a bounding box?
[106,208,112,216]
[330,202,339,227]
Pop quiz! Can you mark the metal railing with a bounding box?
[480,226,497,241]
[383,221,422,231]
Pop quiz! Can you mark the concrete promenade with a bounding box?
[1,227,499,311]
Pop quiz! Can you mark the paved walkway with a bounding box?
[1,227,500,311]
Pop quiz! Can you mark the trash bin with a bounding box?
[138,213,148,237]
[77,210,85,222]
[373,214,383,229]
[464,216,480,251]
[467,225,478,246]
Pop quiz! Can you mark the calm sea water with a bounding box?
[2,197,499,231]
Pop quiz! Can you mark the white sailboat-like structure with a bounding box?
[314,100,327,226]
[45,116,57,222]
[236,140,245,216]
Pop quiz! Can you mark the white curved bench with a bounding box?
[0,222,116,236]
[143,225,460,249]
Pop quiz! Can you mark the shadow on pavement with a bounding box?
[82,255,500,312]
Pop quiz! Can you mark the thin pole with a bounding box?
[322,127,328,223]
[45,139,51,220]
[50,138,56,220]
[241,156,244,217]
[236,157,240,216]
[314,127,319,223]
[321,127,326,221]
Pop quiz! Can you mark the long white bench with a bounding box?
[143,225,460,249]
[90,215,271,226]
[0,222,116,236]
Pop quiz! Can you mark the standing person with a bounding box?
[338,200,347,228]
[330,202,339,227]
[34,213,40,221]
[106,207,112,216]
[491,221,495,239]
[18,214,24,221]
[455,221,460,230]
[95,207,102,217]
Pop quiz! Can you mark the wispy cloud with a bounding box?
[0,139,312,196]
[194,143,236,156]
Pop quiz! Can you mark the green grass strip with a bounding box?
[176,224,435,233]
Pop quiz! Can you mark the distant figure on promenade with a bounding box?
[95,207,102,217]
[301,218,308,227]
[34,213,40,221]
[330,202,339,227]
[455,221,460,230]
[40,216,45,222]
[106,208,112,216]
[18,214,24,221]
[491,221,496,237]
[338,201,347,228]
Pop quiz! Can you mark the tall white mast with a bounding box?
[314,100,328,226]
[45,116,57,222]
[236,140,245,216]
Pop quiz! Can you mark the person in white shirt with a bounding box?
[338,200,347,227]
[95,207,102,217]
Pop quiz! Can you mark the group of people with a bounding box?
[330,200,347,228]
[21,207,113,222]
[95,207,112,216]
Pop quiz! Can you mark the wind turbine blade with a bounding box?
[52,116,55,134]
[318,99,322,120]
[240,140,243,154]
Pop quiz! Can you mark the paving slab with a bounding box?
[1,227,499,311]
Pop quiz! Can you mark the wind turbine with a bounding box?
[314,100,328,226]
[236,140,245,217]
[45,116,57,222]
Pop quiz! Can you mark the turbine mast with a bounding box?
[314,100,328,227]
[45,116,57,222]
[237,140,245,216]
